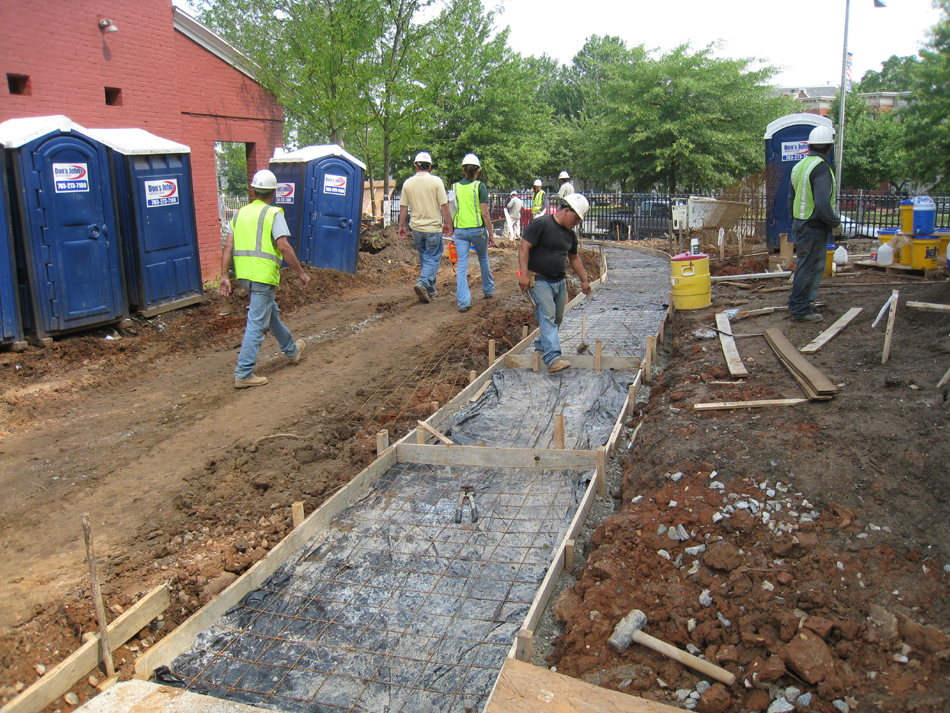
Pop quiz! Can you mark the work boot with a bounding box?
[458,305,471,313]
[791,313,824,323]
[289,338,307,363]
[483,292,493,299]
[548,358,571,373]
[235,374,268,389]
[414,283,430,303]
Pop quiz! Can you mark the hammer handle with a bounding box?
[632,630,735,685]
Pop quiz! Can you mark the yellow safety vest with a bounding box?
[532,189,545,215]
[791,156,836,221]
[453,180,482,228]
[232,200,284,286]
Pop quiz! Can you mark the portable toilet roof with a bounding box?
[272,144,366,170]
[84,128,191,155]
[764,113,833,140]
[0,115,85,149]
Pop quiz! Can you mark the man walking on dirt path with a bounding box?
[450,153,495,312]
[518,194,592,374]
[506,191,524,239]
[221,170,310,389]
[557,171,574,199]
[398,152,454,303]
[787,125,842,323]
[531,179,549,219]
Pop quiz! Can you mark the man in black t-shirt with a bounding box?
[518,194,591,373]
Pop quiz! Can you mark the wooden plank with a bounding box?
[553,414,565,450]
[906,301,950,313]
[4,585,169,713]
[714,312,748,376]
[504,354,640,371]
[396,443,599,470]
[764,328,838,396]
[468,380,491,404]
[596,447,606,498]
[135,449,398,679]
[417,420,455,445]
[937,363,950,388]
[882,289,899,365]
[872,291,897,328]
[799,307,863,354]
[693,398,809,411]
[486,658,684,713]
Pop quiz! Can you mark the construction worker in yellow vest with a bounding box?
[531,179,549,218]
[786,125,842,323]
[451,153,495,312]
[221,169,310,389]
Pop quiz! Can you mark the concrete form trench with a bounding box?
[81,244,672,713]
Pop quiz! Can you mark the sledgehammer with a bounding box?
[608,609,736,685]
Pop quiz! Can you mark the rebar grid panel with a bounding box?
[163,463,589,713]
[547,247,669,358]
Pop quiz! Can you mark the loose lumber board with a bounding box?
[4,585,169,713]
[764,328,838,399]
[693,398,808,411]
[714,312,748,376]
[799,307,863,354]
[906,301,950,314]
[486,658,682,713]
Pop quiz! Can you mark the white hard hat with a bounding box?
[533,179,542,187]
[414,151,432,164]
[558,170,570,180]
[250,169,278,190]
[510,190,518,195]
[563,193,589,220]
[462,153,480,167]
[807,126,835,145]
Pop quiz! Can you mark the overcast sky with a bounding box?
[496,0,943,87]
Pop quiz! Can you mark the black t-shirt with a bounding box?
[522,214,578,281]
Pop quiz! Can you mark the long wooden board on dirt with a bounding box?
[764,328,838,400]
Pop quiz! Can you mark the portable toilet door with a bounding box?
[86,128,205,317]
[0,116,125,340]
[764,113,834,250]
[269,156,307,263]
[271,145,366,274]
[0,149,25,349]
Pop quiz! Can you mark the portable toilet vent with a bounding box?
[0,115,126,341]
[270,145,365,274]
[764,113,834,251]
[86,128,205,317]
[0,148,25,349]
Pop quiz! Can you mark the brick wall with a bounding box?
[0,0,283,280]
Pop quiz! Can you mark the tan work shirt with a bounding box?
[402,171,448,233]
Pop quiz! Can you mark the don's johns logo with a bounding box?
[323,174,347,195]
[145,178,181,207]
[276,182,295,204]
[52,163,90,193]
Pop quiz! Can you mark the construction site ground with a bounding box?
[0,228,948,713]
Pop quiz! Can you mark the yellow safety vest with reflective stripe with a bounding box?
[232,200,284,286]
[453,180,482,228]
[791,156,836,221]
[532,189,545,215]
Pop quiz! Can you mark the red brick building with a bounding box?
[1,1,283,280]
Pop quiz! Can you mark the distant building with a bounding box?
[1,3,284,280]
[773,86,912,118]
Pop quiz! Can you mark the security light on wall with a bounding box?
[98,18,119,32]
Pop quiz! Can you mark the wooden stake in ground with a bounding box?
[81,513,115,678]
[882,290,899,365]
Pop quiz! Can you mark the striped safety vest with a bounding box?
[232,200,284,286]
[452,180,482,228]
[791,156,836,221]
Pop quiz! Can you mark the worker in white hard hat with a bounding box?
[449,153,495,312]
[221,169,310,389]
[505,190,524,239]
[786,125,842,323]
[531,179,549,219]
[556,170,574,199]
[518,193,591,374]
[399,151,454,303]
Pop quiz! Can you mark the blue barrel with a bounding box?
[0,116,126,341]
[271,145,366,274]
[0,148,24,348]
[764,113,835,251]
[87,128,205,317]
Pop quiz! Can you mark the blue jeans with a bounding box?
[788,226,830,318]
[412,230,444,295]
[235,281,298,380]
[529,278,567,366]
[453,227,494,308]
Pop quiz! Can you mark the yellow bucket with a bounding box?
[910,236,939,270]
[935,229,950,263]
[670,253,711,310]
[899,235,913,266]
[824,247,834,277]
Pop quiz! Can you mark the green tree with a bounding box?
[834,97,910,192]
[857,55,921,93]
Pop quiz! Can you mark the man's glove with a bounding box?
[832,223,844,237]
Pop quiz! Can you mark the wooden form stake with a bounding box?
[532,352,540,372]
[522,325,528,340]
[553,414,565,450]
[416,427,426,444]
[488,339,495,364]
[515,629,533,662]
[430,401,439,414]
[417,420,455,445]
[596,447,606,498]
[565,540,575,572]
[81,513,115,678]
[376,429,389,454]
[594,340,602,371]
[642,335,654,385]
[292,502,305,528]
[468,370,477,384]
[882,290,899,365]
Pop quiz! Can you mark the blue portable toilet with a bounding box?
[0,148,25,349]
[86,128,205,317]
[764,113,834,250]
[0,116,125,341]
[270,145,365,274]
